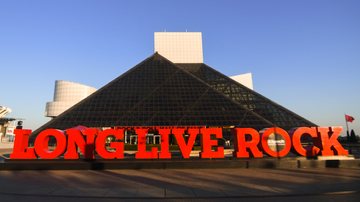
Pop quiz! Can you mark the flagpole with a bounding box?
[345,114,351,154]
[345,114,350,135]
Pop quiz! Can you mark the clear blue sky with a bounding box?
[1,0,359,136]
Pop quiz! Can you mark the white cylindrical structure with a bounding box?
[45,80,97,117]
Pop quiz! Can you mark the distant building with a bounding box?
[0,106,18,147]
[0,106,11,118]
[45,80,96,118]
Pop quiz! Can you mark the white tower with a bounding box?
[154,32,253,89]
[154,32,203,63]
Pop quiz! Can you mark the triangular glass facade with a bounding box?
[32,53,316,137]
[33,53,279,135]
[177,63,316,129]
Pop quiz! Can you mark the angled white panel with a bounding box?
[230,73,254,90]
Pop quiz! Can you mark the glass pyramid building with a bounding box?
[31,52,315,138]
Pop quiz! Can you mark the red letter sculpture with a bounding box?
[316,127,348,156]
[135,128,158,159]
[10,129,36,159]
[173,127,198,158]
[96,128,124,159]
[200,128,224,158]
[261,127,291,157]
[34,129,66,159]
[291,127,320,157]
[64,128,96,159]
[233,128,263,158]
[158,128,171,159]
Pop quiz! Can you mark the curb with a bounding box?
[1,158,359,170]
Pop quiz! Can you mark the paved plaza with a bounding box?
[0,167,359,202]
[1,147,360,201]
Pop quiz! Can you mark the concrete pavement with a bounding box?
[1,147,360,201]
[0,168,359,202]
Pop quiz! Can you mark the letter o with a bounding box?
[261,127,291,157]
[34,129,66,159]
